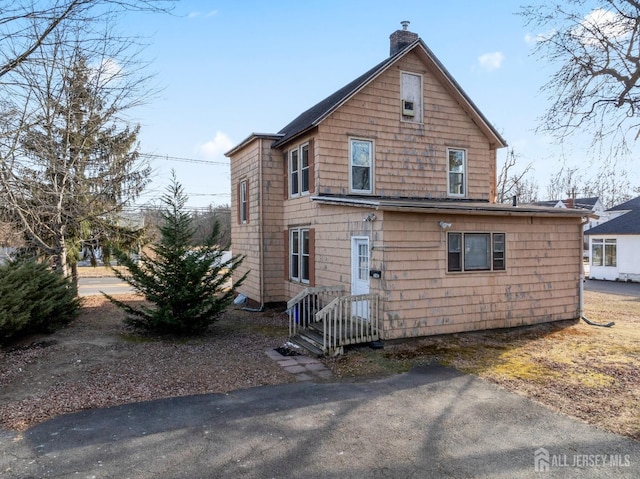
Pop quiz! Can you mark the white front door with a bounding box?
[351,236,370,319]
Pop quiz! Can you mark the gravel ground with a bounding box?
[0,295,295,431]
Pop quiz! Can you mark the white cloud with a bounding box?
[478,51,504,72]
[188,10,217,19]
[199,131,234,159]
[575,8,630,45]
[524,29,556,45]
[87,57,123,85]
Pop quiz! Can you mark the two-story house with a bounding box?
[227,24,588,354]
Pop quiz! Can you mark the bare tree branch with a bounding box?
[0,0,173,279]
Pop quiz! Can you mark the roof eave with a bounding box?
[310,196,591,218]
[225,133,283,157]
[413,40,507,149]
[272,41,420,149]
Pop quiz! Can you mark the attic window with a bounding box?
[401,72,422,122]
[402,100,415,116]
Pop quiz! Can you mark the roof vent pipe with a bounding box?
[512,195,517,207]
[390,21,419,56]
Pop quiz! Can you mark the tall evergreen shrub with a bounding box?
[105,174,246,335]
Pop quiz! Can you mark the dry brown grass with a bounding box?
[324,291,640,441]
[2,289,639,441]
[0,296,292,431]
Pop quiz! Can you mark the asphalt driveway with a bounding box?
[1,364,638,478]
[584,278,640,297]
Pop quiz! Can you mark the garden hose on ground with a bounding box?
[581,315,615,327]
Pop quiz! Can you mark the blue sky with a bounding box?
[121,1,637,209]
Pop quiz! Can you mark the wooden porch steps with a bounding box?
[290,323,326,357]
[290,332,324,357]
[288,288,380,356]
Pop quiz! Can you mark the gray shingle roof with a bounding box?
[573,197,599,209]
[272,49,406,147]
[585,196,640,235]
[609,196,640,211]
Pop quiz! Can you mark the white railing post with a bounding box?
[297,292,380,355]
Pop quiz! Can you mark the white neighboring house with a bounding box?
[534,197,607,255]
[585,196,640,282]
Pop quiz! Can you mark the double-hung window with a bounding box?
[289,143,310,197]
[350,138,373,193]
[239,180,248,224]
[591,238,616,267]
[290,228,311,284]
[447,148,466,197]
[447,232,506,272]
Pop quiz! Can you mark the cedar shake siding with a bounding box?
[226,25,586,341]
[230,135,285,304]
[314,50,496,201]
[379,212,583,339]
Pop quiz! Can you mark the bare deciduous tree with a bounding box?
[0,1,174,280]
[545,166,584,202]
[496,148,538,204]
[0,1,174,80]
[521,0,640,152]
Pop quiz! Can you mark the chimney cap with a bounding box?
[389,22,419,56]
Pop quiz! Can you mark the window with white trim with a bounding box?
[350,138,373,193]
[447,232,506,272]
[447,148,466,197]
[591,238,616,267]
[290,228,310,283]
[239,180,248,224]
[289,143,310,197]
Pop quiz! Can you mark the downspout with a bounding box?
[243,142,265,312]
[579,216,614,327]
[579,217,587,318]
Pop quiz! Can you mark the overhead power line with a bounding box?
[139,153,229,166]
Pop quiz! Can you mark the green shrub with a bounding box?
[105,174,246,336]
[0,260,81,343]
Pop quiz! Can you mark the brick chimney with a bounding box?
[390,21,419,56]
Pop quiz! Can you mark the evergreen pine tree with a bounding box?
[105,173,246,335]
[0,260,80,343]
